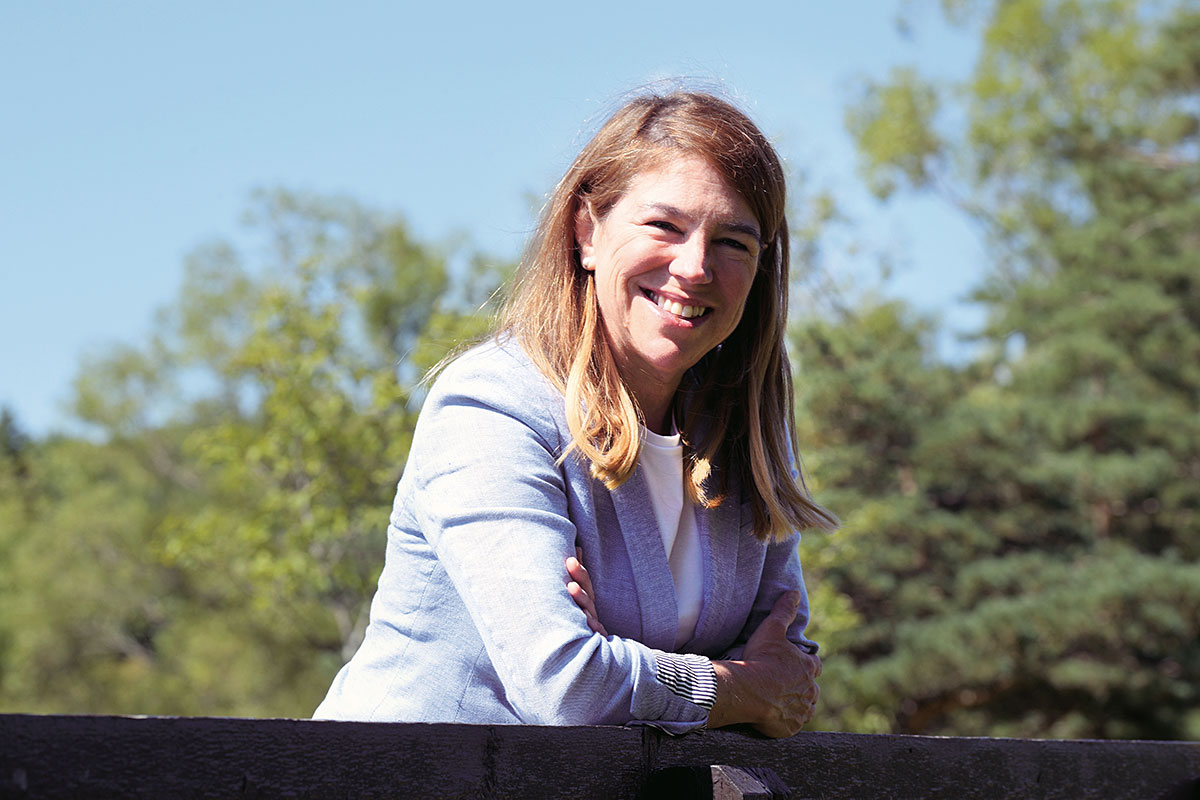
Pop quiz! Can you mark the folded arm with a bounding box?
[409,351,713,730]
[568,538,822,737]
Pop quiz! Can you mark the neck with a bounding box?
[641,401,672,435]
[624,371,679,436]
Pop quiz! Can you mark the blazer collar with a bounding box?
[682,486,742,653]
[609,468,678,652]
[610,462,746,654]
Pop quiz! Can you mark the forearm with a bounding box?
[705,592,822,738]
[707,658,766,730]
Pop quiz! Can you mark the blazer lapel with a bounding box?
[609,468,679,652]
[680,488,743,653]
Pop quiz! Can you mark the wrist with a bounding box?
[707,659,763,730]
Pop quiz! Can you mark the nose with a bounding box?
[668,236,713,284]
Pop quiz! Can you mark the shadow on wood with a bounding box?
[644,765,792,799]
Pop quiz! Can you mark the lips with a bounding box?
[645,289,709,320]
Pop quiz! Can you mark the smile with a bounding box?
[646,290,709,320]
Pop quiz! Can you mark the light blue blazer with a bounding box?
[314,340,817,733]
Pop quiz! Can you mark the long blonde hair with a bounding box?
[497,91,837,541]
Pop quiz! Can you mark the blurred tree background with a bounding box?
[800,0,1200,739]
[0,192,503,715]
[1,0,1196,739]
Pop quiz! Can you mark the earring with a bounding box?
[581,256,595,270]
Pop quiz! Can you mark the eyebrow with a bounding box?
[640,203,763,244]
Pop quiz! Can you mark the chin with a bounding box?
[645,350,704,378]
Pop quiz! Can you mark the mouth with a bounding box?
[644,290,710,320]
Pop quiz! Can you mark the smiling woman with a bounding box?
[576,155,761,436]
[314,90,838,736]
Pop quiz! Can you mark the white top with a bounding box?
[638,424,703,648]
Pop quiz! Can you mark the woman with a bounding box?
[314,90,837,736]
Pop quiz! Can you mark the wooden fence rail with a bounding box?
[1,714,1198,799]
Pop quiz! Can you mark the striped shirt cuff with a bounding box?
[654,652,717,709]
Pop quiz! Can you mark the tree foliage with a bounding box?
[802,0,1200,739]
[0,192,506,715]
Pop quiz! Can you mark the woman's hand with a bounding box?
[707,591,821,738]
[566,552,818,736]
[566,548,608,636]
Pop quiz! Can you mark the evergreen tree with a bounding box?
[792,300,973,734]
[827,0,1200,738]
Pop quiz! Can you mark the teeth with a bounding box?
[651,292,707,319]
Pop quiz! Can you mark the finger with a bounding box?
[565,556,586,589]
[568,581,607,635]
[567,580,594,612]
[801,682,820,728]
[808,652,823,679]
[566,555,584,578]
[568,551,607,635]
[565,558,583,591]
[567,580,600,623]
[760,590,801,637]
[567,556,597,598]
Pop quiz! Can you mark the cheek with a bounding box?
[591,267,631,321]
[615,245,660,277]
[721,270,760,334]
[727,267,758,309]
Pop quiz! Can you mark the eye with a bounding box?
[720,237,762,259]
[646,220,681,234]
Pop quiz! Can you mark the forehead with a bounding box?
[616,155,759,230]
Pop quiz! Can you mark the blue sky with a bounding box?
[1,1,985,437]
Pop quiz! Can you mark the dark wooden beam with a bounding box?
[1,714,1197,799]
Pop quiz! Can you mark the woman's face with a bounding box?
[576,155,761,403]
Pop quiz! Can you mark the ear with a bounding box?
[574,201,598,271]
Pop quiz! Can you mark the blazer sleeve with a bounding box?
[407,349,714,732]
[720,531,819,661]
[720,434,822,660]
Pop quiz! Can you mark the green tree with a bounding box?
[0,432,187,713]
[827,0,1200,738]
[792,300,973,733]
[0,191,506,715]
